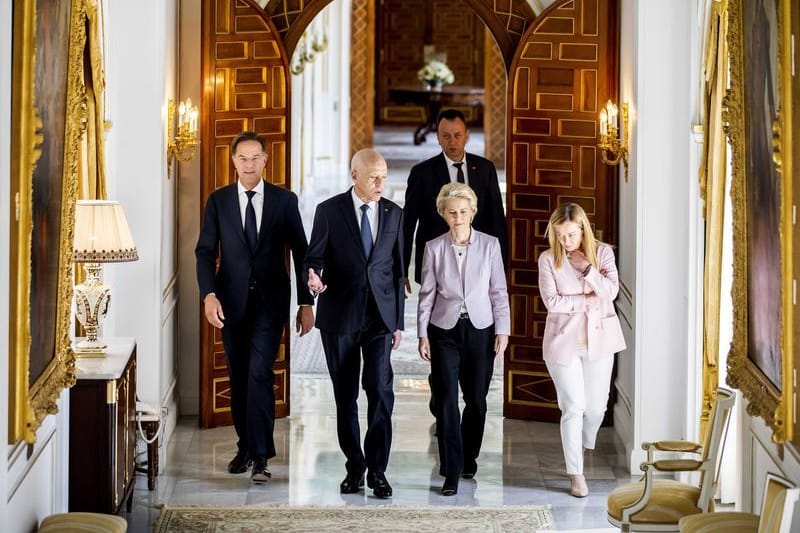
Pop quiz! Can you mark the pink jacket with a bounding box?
[538,243,626,365]
[418,230,510,335]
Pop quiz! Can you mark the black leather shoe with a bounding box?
[462,459,477,479]
[367,472,393,499]
[441,480,458,496]
[250,457,271,484]
[340,472,365,494]
[228,450,252,474]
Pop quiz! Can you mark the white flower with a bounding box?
[417,60,455,85]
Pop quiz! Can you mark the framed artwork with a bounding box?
[725,0,794,443]
[8,0,88,443]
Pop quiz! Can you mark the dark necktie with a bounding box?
[244,190,258,253]
[454,162,465,183]
[360,204,373,257]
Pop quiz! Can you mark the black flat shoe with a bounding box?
[250,457,271,484]
[340,472,365,494]
[228,450,252,474]
[441,480,458,496]
[367,472,393,499]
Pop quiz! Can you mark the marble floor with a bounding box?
[124,371,631,532]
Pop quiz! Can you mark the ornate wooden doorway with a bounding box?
[197,0,621,427]
[199,0,290,428]
[504,0,620,421]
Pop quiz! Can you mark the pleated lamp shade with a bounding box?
[73,200,138,263]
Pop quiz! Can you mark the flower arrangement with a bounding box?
[417,60,455,87]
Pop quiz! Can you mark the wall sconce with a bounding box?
[598,100,629,181]
[167,97,199,172]
[72,200,138,356]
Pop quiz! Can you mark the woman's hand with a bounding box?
[567,249,591,273]
[418,337,431,361]
[494,334,508,357]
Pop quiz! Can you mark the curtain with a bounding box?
[699,0,729,440]
[78,0,107,201]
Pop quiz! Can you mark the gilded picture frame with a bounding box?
[8,0,87,444]
[725,0,794,443]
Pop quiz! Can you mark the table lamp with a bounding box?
[72,200,138,355]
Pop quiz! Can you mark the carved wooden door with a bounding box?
[200,0,290,428]
[376,0,485,124]
[504,0,619,421]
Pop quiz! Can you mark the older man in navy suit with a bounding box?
[403,108,508,290]
[196,131,314,485]
[304,148,404,499]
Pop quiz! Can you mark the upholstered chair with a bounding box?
[678,472,799,533]
[39,512,127,532]
[606,387,736,532]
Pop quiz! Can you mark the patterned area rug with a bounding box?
[155,505,553,532]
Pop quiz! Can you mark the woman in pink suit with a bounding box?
[417,183,510,496]
[538,203,626,498]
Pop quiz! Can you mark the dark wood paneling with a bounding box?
[504,0,619,422]
[376,0,485,124]
[201,0,291,428]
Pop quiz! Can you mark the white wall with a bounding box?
[103,0,179,465]
[614,0,700,472]
[741,403,800,530]
[177,0,202,416]
[291,0,352,209]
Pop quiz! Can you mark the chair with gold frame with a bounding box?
[606,387,736,532]
[678,472,799,533]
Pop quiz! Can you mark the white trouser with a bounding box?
[546,350,614,475]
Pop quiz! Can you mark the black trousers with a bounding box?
[320,296,394,476]
[221,295,284,460]
[428,318,495,483]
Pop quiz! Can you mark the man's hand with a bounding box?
[418,337,431,361]
[307,268,327,294]
[404,277,413,296]
[295,306,314,336]
[391,330,402,350]
[203,294,225,328]
[494,334,509,357]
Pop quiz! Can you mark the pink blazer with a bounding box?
[538,243,626,365]
[417,230,510,335]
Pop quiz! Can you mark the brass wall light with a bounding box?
[598,100,629,181]
[167,97,199,172]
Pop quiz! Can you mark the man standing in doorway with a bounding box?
[304,148,405,499]
[196,131,314,485]
[403,109,508,289]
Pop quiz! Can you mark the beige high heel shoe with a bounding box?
[569,474,589,497]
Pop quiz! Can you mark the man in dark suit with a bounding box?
[304,148,404,499]
[403,108,508,290]
[196,131,314,485]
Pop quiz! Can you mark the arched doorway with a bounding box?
[198,0,620,428]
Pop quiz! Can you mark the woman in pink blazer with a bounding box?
[418,183,510,496]
[538,203,626,498]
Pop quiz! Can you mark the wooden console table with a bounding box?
[388,85,484,145]
[69,338,137,514]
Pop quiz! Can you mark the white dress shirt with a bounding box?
[443,153,469,185]
[351,188,378,244]
[237,180,264,232]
